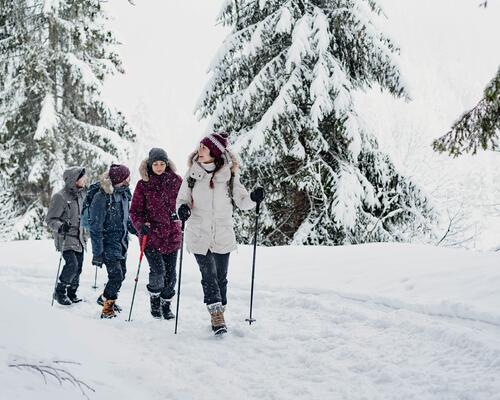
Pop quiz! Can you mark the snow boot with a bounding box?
[53,282,72,306]
[101,298,117,319]
[97,294,122,312]
[67,287,82,303]
[149,292,162,319]
[160,297,175,320]
[207,302,227,335]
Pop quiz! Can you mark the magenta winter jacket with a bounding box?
[130,159,182,254]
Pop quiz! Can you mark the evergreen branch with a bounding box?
[217,0,279,27]
[73,137,117,165]
[220,5,285,40]
[0,95,45,120]
[433,67,500,157]
[240,48,287,106]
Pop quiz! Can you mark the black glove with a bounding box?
[141,224,150,235]
[58,221,70,234]
[250,187,265,204]
[177,204,191,222]
[92,255,104,268]
[127,220,138,236]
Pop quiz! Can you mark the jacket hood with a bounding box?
[139,158,177,182]
[63,166,85,191]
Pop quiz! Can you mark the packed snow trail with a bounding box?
[1,241,500,399]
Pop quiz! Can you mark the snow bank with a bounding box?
[252,243,500,325]
[1,240,500,399]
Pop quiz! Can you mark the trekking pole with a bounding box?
[174,221,186,334]
[92,265,98,289]
[127,234,148,322]
[246,201,261,325]
[51,232,67,307]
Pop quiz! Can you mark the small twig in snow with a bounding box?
[8,362,95,399]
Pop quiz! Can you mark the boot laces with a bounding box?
[211,311,225,327]
[102,299,116,316]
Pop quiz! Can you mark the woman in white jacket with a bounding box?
[176,133,264,335]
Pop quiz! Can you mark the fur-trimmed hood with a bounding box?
[99,172,132,198]
[138,158,177,182]
[187,149,240,174]
[99,172,113,194]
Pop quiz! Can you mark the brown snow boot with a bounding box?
[101,298,117,319]
[97,294,122,312]
[207,302,227,335]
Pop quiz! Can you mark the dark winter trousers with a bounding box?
[58,250,84,290]
[103,258,127,301]
[194,251,230,306]
[144,248,178,299]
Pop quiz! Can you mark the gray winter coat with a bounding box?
[45,167,87,253]
[176,150,255,255]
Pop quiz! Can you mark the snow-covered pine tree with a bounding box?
[0,0,134,239]
[433,67,499,157]
[196,0,434,245]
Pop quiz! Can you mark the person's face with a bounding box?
[116,176,131,187]
[152,160,167,175]
[198,143,214,164]
[76,175,87,188]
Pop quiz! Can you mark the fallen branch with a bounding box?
[9,361,95,399]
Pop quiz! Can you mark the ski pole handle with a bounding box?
[136,235,148,282]
[139,235,148,262]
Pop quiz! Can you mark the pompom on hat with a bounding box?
[109,164,130,185]
[200,133,229,159]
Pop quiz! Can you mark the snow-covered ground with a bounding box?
[1,240,500,399]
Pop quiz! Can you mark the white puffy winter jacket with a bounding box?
[176,151,255,255]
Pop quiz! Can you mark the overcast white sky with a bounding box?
[103,0,226,169]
